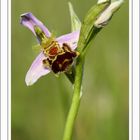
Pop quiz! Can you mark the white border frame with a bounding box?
[131,0,140,140]
[0,0,139,140]
[1,0,8,140]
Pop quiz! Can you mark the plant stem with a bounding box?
[62,55,84,140]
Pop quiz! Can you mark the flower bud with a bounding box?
[94,0,124,28]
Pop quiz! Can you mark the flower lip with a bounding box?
[51,50,77,74]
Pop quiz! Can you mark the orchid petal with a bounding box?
[25,52,50,86]
[20,12,51,38]
[56,30,80,50]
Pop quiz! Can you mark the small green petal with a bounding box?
[34,25,48,42]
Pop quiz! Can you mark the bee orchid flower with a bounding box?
[20,13,80,86]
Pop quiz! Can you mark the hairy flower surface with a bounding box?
[20,13,80,86]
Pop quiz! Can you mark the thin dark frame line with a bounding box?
[7,0,10,139]
[131,0,133,139]
[0,0,1,138]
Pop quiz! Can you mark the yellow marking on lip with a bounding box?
[62,58,71,65]
[59,64,62,68]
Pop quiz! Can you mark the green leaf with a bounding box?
[68,2,81,31]
[77,0,110,53]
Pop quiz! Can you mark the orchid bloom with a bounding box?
[20,13,80,86]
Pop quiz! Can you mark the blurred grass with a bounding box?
[12,0,129,140]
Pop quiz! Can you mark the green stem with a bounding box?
[62,55,84,140]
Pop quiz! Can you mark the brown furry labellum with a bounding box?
[42,41,79,74]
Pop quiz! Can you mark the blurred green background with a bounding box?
[12,0,129,140]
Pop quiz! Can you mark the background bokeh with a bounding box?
[12,0,129,140]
